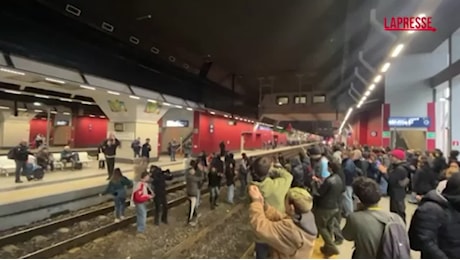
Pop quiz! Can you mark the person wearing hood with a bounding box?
[251,156,293,259]
[379,149,410,222]
[412,155,437,201]
[248,186,317,259]
[409,172,460,258]
[449,150,459,163]
[433,149,448,175]
[289,156,305,188]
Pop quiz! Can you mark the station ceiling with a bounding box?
[2,0,460,133]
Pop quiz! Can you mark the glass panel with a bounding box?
[276,96,289,105]
[294,95,307,104]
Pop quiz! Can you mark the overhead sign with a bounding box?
[388,117,431,128]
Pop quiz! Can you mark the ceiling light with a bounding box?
[0,68,25,76]
[373,75,382,83]
[35,94,50,99]
[364,90,371,97]
[34,109,43,113]
[210,111,216,115]
[362,96,368,101]
[129,95,140,100]
[63,112,71,115]
[163,102,171,106]
[175,105,183,109]
[45,77,65,84]
[0,106,9,110]
[369,84,376,90]
[89,114,95,117]
[224,114,229,118]
[147,99,157,103]
[391,44,404,58]
[33,102,41,106]
[234,116,239,120]
[59,98,73,102]
[408,14,426,34]
[4,89,21,94]
[186,107,193,111]
[17,108,27,112]
[80,85,96,90]
[81,101,92,105]
[107,90,120,95]
[381,62,391,73]
[99,115,106,118]
[50,111,58,114]
[357,103,362,108]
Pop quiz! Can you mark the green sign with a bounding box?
[382,131,391,138]
[426,132,436,139]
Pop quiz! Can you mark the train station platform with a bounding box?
[0,144,311,231]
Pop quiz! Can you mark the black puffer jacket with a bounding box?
[290,157,304,188]
[413,165,437,196]
[385,162,411,200]
[409,190,460,258]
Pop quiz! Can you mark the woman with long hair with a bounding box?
[102,168,133,222]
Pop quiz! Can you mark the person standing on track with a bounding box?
[132,171,153,234]
[101,133,121,180]
[186,160,203,226]
[101,168,133,223]
[150,165,173,225]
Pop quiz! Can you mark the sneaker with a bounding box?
[15,180,23,184]
[120,216,125,220]
[189,221,197,227]
[114,218,120,223]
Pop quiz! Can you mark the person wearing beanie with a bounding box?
[409,172,460,258]
[250,155,293,259]
[379,149,411,222]
[248,186,317,259]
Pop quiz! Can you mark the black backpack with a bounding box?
[7,148,16,160]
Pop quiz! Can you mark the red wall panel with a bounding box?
[73,117,108,148]
[192,112,287,154]
[29,118,52,146]
[347,106,383,147]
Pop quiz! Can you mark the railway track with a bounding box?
[0,148,303,259]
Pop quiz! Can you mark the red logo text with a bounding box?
[384,16,436,32]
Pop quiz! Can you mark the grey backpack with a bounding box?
[372,211,411,259]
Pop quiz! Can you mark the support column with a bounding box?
[0,111,34,147]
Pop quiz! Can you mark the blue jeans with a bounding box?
[210,186,219,205]
[227,184,234,203]
[239,173,248,197]
[135,202,147,232]
[196,189,201,208]
[114,195,126,219]
[170,151,176,161]
[342,186,354,218]
[255,242,270,259]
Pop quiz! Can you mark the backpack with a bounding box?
[7,148,16,160]
[372,211,411,259]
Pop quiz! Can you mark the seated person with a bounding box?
[60,146,79,167]
[36,147,54,171]
[248,186,317,258]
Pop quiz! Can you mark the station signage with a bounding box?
[388,117,431,128]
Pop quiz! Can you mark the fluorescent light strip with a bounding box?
[45,77,65,84]
[381,62,391,73]
[391,44,404,58]
[63,112,71,115]
[224,114,229,118]
[369,84,376,91]
[364,90,371,96]
[408,14,426,34]
[186,107,193,111]
[175,105,183,109]
[163,102,171,106]
[0,68,25,76]
[80,85,96,90]
[35,94,50,99]
[89,114,95,117]
[59,98,73,102]
[107,90,120,95]
[51,111,58,114]
[81,101,92,105]
[34,109,43,113]
[210,111,216,115]
[373,75,382,83]
[0,106,9,110]
[17,108,27,111]
[129,95,140,100]
[99,116,106,118]
[147,99,157,103]
[4,89,21,94]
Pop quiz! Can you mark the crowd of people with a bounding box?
[245,144,460,259]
